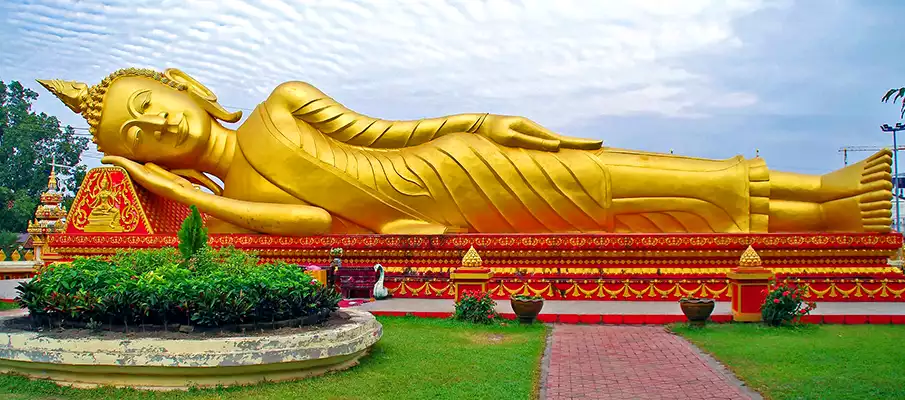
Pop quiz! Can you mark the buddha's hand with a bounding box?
[478,115,603,151]
[101,156,196,197]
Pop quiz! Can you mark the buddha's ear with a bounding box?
[164,68,242,123]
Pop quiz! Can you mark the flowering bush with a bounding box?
[761,281,816,326]
[454,290,497,324]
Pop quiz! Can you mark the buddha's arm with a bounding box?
[102,156,333,235]
[266,81,487,148]
[173,187,333,236]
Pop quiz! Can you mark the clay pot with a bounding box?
[679,298,715,327]
[511,298,544,324]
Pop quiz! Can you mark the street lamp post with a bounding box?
[881,123,905,231]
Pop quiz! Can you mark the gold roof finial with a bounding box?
[47,155,58,191]
[37,79,89,114]
[462,246,483,268]
[47,166,58,191]
[739,245,762,268]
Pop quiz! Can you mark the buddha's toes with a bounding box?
[859,149,894,231]
[817,149,892,231]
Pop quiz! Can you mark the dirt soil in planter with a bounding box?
[0,311,358,340]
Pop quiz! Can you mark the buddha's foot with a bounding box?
[821,149,893,232]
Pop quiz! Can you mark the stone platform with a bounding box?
[0,309,382,390]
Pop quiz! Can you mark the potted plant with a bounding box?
[678,297,715,327]
[510,294,544,324]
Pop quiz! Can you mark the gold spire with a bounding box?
[738,245,762,268]
[461,246,483,268]
[47,157,58,191]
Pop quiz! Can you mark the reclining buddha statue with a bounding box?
[39,68,893,235]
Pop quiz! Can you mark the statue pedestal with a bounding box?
[727,267,774,322]
[450,267,493,302]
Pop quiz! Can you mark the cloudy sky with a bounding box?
[1,0,903,175]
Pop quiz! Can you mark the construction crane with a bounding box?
[837,145,905,165]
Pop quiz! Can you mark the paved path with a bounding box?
[543,325,760,400]
[0,308,26,317]
[0,279,27,300]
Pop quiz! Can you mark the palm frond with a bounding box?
[882,87,905,118]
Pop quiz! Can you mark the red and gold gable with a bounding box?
[66,167,205,235]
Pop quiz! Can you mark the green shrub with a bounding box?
[761,281,815,326]
[16,253,340,328]
[110,247,182,275]
[453,291,497,324]
[16,207,341,329]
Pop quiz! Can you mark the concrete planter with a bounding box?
[0,309,382,391]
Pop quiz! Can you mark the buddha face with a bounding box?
[96,77,212,167]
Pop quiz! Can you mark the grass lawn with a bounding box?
[0,302,20,311]
[672,323,905,400]
[0,316,546,400]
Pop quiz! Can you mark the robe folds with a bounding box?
[238,104,763,234]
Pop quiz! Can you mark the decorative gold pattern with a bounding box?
[382,278,905,302]
[68,167,151,233]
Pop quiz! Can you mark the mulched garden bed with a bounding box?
[0,310,356,340]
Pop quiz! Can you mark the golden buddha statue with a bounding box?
[38,68,893,235]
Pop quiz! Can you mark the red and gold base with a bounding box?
[46,231,905,302]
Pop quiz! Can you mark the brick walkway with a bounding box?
[0,308,25,318]
[543,325,759,400]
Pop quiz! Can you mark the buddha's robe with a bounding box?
[238,103,768,234]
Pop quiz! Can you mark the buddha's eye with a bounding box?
[128,90,152,117]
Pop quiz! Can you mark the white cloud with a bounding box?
[2,0,770,131]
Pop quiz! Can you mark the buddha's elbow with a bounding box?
[290,206,333,235]
[250,205,332,236]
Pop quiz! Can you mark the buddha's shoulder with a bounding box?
[267,81,328,101]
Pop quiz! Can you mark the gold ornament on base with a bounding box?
[738,245,764,269]
[451,246,493,301]
[461,246,483,269]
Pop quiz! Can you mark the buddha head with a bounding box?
[38,68,241,169]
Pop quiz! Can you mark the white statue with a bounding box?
[373,264,389,300]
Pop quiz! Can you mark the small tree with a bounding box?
[177,205,207,264]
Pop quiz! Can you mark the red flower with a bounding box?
[782,291,790,296]
[773,298,780,304]
[799,309,808,314]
